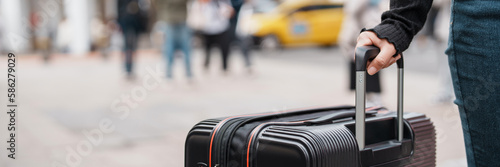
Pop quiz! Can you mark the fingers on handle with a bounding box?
[356,38,373,48]
[356,32,375,48]
[356,31,399,75]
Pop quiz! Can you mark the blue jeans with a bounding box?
[165,23,192,78]
[122,26,138,75]
[446,1,500,166]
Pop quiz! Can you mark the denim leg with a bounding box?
[241,36,252,67]
[447,1,500,166]
[123,27,137,75]
[125,51,133,74]
[164,24,176,78]
[179,24,192,78]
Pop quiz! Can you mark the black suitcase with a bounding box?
[185,46,436,167]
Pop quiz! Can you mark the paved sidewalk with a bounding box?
[0,46,466,167]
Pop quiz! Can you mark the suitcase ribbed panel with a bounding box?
[191,119,221,131]
[255,125,359,167]
[405,116,436,167]
[185,119,221,167]
[261,128,321,167]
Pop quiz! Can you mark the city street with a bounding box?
[0,41,466,167]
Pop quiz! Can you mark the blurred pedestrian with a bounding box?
[339,0,388,106]
[356,0,500,166]
[90,17,112,60]
[117,0,148,78]
[234,1,254,73]
[421,0,442,40]
[0,14,3,53]
[432,0,453,104]
[415,0,447,46]
[56,17,72,53]
[189,0,233,74]
[154,0,193,79]
[31,11,55,63]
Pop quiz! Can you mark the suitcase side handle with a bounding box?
[354,46,404,150]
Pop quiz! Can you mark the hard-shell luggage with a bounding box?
[185,46,436,167]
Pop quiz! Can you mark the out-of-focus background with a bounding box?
[0,0,465,166]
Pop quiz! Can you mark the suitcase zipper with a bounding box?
[212,109,307,166]
[209,111,291,167]
[214,117,251,166]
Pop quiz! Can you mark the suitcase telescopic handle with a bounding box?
[354,46,404,150]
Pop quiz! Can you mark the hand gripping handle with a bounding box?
[354,46,404,150]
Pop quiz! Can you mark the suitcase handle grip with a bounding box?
[354,46,404,150]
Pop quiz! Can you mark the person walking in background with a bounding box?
[189,0,233,74]
[154,0,193,79]
[90,17,113,60]
[0,13,3,53]
[431,0,454,104]
[117,0,147,78]
[234,1,254,74]
[31,11,56,63]
[229,0,253,73]
[418,0,443,42]
[356,0,500,166]
[0,15,3,53]
[339,0,388,106]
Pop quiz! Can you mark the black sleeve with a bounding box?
[365,0,434,55]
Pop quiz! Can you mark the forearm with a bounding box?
[367,0,434,54]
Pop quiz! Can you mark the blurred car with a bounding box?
[248,0,344,49]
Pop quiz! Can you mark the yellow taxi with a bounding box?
[249,0,344,49]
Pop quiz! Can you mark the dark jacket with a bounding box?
[118,0,148,32]
[366,0,433,55]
